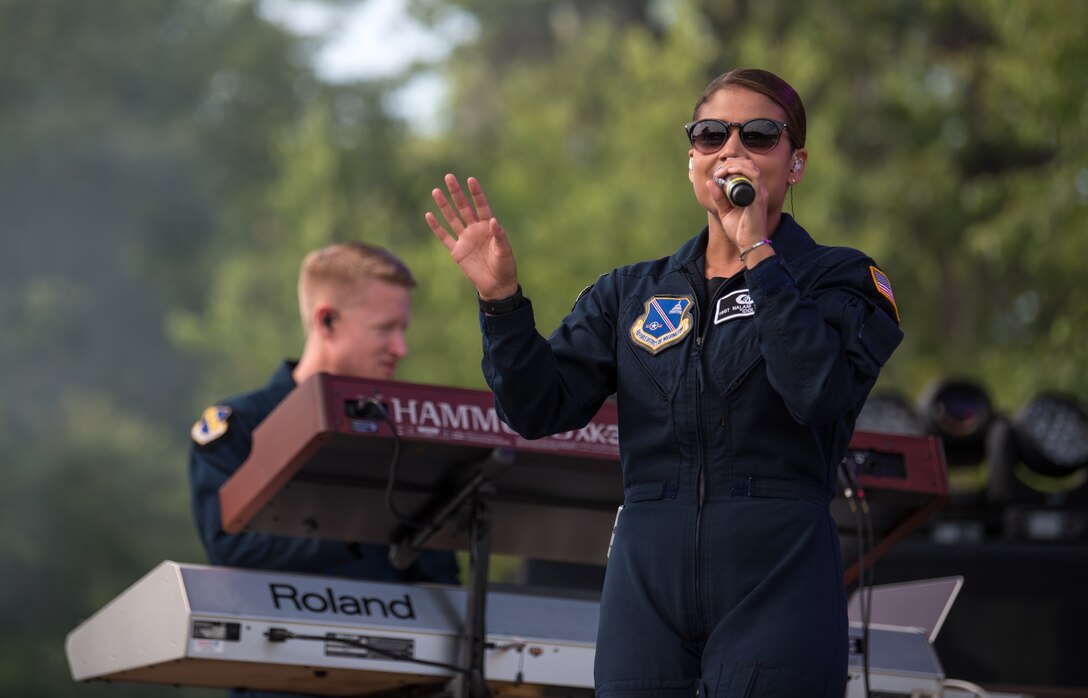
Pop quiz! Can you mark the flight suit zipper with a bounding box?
[692,332,707,637]
[689,269,742,639]
[687,268,721,639]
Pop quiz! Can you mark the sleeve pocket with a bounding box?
[857,305,904,368]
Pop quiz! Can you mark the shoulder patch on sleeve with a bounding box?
[191,405,233,446]
[869,266,900,323]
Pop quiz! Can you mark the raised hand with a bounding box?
[426,174,519,300]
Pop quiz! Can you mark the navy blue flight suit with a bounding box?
[478,215,903,697]
[189,362,460,698]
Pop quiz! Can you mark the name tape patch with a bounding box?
[714,289,755,324]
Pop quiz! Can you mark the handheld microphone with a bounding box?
[714,175,756,207]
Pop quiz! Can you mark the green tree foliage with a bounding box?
[168,77,465,395]
[407,0,1088,410]
[0,0,316,425]
[0,2,320,696]
[0,398,211,697]
[744,0,1088,405]
[3,0,1086,695]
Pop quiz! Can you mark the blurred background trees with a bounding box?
[1,0,1085,695]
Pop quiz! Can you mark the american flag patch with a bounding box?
[869,266,899,322]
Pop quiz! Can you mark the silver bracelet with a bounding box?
[738,238,772,262]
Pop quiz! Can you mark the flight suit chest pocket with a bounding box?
[702,314,763,395]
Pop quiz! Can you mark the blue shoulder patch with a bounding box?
[191,405,232,446]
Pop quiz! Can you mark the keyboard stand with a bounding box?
[387,446,514,698]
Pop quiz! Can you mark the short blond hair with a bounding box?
[298,242,416,332]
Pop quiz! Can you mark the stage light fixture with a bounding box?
[918,379,994,467]
[855,391,924,435]
[1012,392,1088,478]
[988,393,1088,541]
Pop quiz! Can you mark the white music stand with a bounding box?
[848,575,964,642]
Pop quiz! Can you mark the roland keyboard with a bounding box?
[67,561,950,696]
[65,561,597,696]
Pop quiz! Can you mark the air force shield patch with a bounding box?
[630,295,694,354]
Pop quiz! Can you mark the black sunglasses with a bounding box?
[684,118,789,154]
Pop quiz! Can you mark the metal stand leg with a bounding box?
[384,447,513,698]
[455,490,493,697]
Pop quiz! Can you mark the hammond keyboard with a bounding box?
[219,373,949,580]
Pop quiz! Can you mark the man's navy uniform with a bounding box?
[189,362,460,698]
[478,215,903,697]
